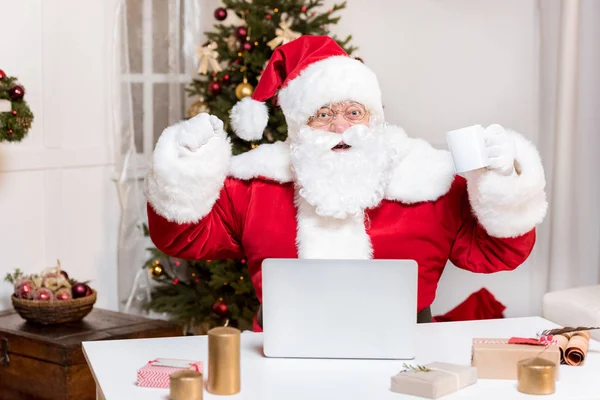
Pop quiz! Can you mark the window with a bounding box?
[121,0,197,171]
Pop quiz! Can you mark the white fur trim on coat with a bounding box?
[278,56,385,133]
[229,140,294,183]
[295,192,373,259]
[465,130,547,238]
[145,123,231,224]
[383,125,456,204]
[228,124,457,204]
[230,97,269,141]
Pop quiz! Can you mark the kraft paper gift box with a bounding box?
[136,358,204,388]
[471,338,560,380]
[390,362,477,399]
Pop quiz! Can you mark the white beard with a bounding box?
[290,124,394,219]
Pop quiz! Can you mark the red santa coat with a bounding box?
[145,124,547,332]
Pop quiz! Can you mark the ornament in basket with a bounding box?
[4,260,97,324]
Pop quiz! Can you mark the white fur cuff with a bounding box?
[466,130,548,238]
[145,125,232,224]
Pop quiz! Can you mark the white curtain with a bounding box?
[109,0,202,315]
[532,0,600,312]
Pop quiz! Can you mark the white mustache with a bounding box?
[295,124,376,149]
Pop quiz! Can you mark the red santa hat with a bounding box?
[230,35,384,141]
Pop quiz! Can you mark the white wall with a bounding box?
[0,0,120,311]
[325,0,540,317]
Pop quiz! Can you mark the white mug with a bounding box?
[446,125,489,174]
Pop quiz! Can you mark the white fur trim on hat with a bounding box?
[465,130,548,238]
[230,97,269,141]
[278,56,384,132]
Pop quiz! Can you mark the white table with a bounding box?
[83,317,600,399]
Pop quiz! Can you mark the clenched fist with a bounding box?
[175,113,225,155]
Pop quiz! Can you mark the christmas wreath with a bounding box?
[0,69,34,142]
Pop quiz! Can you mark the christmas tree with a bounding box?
[144,0,358,334]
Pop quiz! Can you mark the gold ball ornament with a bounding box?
[150,263,164,278]
[187,100,210,119]
[235,80,254,100]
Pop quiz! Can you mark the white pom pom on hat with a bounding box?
[230,97,269,141]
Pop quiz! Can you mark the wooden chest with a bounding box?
[0,308,181,400]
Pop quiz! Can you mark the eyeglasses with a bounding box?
[308,103,369,126]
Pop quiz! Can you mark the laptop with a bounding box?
[261,258,418,359]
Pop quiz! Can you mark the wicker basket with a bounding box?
[11,290,97,325]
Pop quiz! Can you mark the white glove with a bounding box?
[484,124,516,176]
[175,113,225,155]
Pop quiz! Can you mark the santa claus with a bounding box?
[146,36,547,331]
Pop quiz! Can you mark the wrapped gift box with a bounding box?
[391,362,477,399]
[136,358,204,388]
[471,338,560,380]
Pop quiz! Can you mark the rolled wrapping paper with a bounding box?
[517,357,556,395]
[554,331,591,365]
[170,370,203,400]
[207,327,241,395]
[563,330,591,366]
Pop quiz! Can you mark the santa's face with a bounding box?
[306,102,371,152]
[290,102,393,219]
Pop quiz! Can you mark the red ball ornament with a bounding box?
[85,285,93,296]
[72,282,87,298]
[222,74,231,83]
[16,280,35,299]
[214,7,227,21]
[56,288,72,301]
[241,41,253,52]
[35,288,54,301]
[0,69,6,80]
[208,81,222,96]
[9,85,25,101]
[266,14,272,19]
[212,300,229,317]
[235,26,248,41]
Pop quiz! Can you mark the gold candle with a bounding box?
[207,326,241,395]
[170,370,203,400]
[517,357,556,395]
